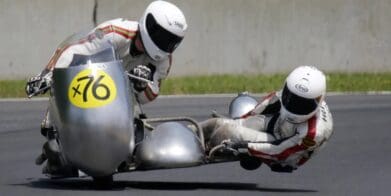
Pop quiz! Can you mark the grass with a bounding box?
[0,80,27,98]
[1,73,390,98]
[326,73,391,92]
[161,74,286,94]
[161,73,391,94]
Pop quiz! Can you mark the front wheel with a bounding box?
[93,175,113,188]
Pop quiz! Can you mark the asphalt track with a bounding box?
[1,94,390,196]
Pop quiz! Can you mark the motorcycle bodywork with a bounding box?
[135,122,204,170]
[50,58,134,176]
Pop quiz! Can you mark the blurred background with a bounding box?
[1,0,391,79]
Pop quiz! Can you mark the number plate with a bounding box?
[68,69,117,108]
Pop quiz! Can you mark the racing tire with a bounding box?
[93,175,113,189]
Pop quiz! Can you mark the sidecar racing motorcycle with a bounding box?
[30,36,260,184]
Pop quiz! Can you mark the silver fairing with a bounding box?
[229,92,258,119]
[135,122,204,170]
[49,62,134,177]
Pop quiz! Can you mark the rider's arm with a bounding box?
[94,18,137,56]
[135,57,171,104]
[241,92,280,118]
[26,44,75,96]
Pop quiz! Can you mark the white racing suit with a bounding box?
[203,92,334,172]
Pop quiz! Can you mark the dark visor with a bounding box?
[281,84,319,115]
[146,14,183,53]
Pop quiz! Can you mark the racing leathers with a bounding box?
[202,92,334,172]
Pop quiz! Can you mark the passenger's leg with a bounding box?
[208,119,275,148]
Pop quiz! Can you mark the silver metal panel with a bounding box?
[50,62,134,176]
[135,122,204,170]
[229,92,258,119]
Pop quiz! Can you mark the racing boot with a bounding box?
[40,137,78,178]
[43,159,79,179]
[35,129,61,167]
[35,153,47,165]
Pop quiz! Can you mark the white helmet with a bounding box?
[139,0,187,61]
[280,66,326,123]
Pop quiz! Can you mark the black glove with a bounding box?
[25,75,50,96]
[130,65,152,92]
[222,139,249,150]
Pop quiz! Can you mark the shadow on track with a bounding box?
[13,178,317,193]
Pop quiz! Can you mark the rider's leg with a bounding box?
[36,109,54,165]
[240,115,268,131]
[36,109,75,176]
[199,118,223,141]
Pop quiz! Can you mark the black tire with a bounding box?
[93,175,113,189]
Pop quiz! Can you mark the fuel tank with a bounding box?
[50,62,134,176]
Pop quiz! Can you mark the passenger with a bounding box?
[202,66,334,172]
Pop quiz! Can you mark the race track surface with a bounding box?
[1,94,390,196]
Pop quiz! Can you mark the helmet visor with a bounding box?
[281,84,320,115]
[146,14,183,53]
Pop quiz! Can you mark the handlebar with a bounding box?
[27,85,51,99]
[126,72,154,85]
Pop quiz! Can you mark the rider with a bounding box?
[25,0,187,176]
[202,66,333,172]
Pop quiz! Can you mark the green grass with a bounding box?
[161,73,391,95]
[0,80,27,98]
[326,73,391,92]
[1,73,390,98]
[161,74,286,94]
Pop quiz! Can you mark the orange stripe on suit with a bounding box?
[45,25,136,70]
